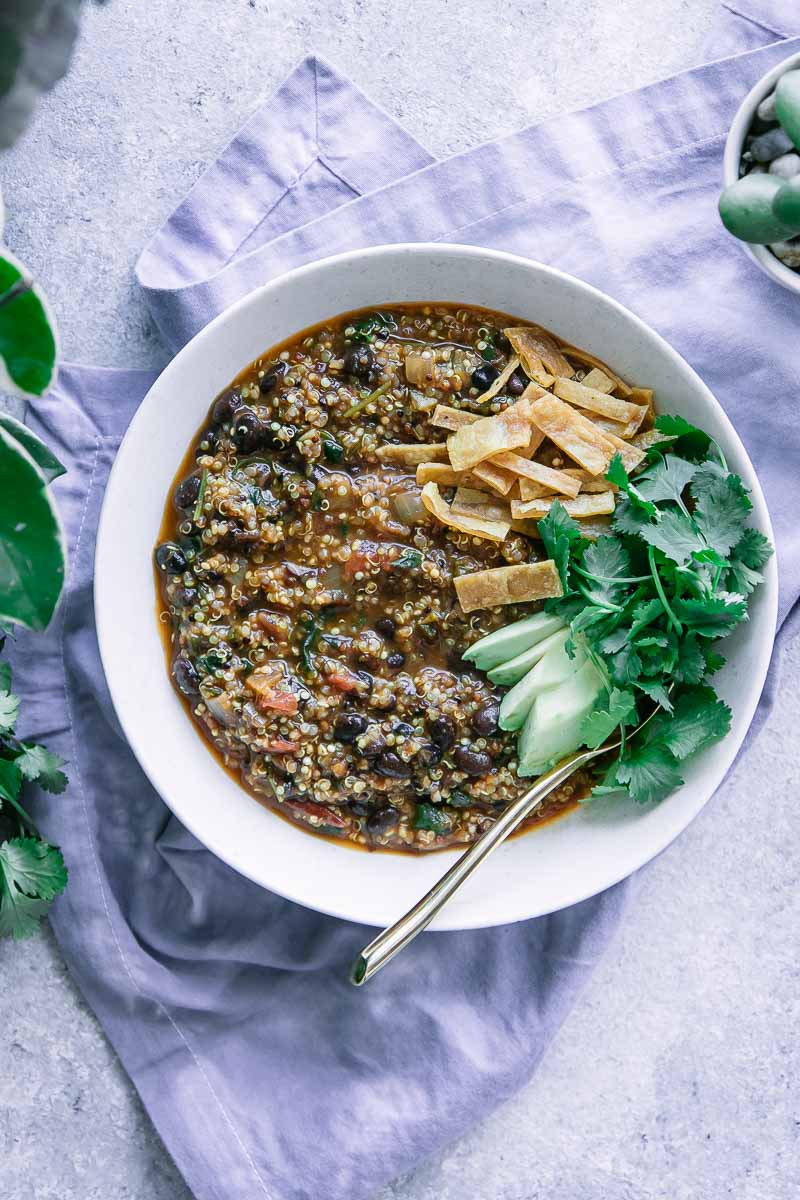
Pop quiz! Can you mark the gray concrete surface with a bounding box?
[3,1,798,1197]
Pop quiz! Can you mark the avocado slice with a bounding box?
[498,634,583,731]
[490,625,569,687]
[517,659,605,777]
[462,612,565,672]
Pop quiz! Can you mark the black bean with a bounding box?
[259,361,287,394]
[355,669,374,694]
[348,797,373,817]
[343,344,376,381]
[430,714,455,753]
[174,473,201,510]
[495,332,512,354]
[417,743,442,767]
[454,745,493,777]
[393,721,414,738]
[471,701,500,736]
[173,586,198,608]
[375,616,396,639]
[506,369,528,397]
[355,725,387,758]
[172,655,199,697]
[386,652,406,670]
[367,805,399,835]
[375,751,412,778]
[155,542,188,574]
[211,389,240,425]
[196,426,218,455]
[230,408,265,453]
[334,712,368,743]
[471,362,500,392]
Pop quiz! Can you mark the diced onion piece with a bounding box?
[404,347,437,387]
[391,489,429,525]
[454,561,564,613]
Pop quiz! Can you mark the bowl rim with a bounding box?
[723,48,800,293]
[95,242,778,930]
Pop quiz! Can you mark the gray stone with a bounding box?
[5,3,798,1200]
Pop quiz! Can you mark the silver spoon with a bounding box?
[350,705,661,986]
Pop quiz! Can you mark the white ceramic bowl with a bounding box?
[95,244,777,930]
[723,49,800,294]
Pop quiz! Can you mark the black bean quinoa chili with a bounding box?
[155,304,595,851]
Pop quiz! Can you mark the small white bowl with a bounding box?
[95,244,777,931]
[723,49,800,293]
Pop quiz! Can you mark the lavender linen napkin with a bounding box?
[11,7,800,1200]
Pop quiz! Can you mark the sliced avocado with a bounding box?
[463,612,565,672]
[517,659,605,777]
[490,626,569,687]
[498,634,583,731]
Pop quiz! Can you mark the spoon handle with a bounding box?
[349,746,595,986]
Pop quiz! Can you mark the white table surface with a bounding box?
[2,2,798,1197]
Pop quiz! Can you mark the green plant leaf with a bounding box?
[0,252,58,397]
[15,744,68,794]
[0,412,65,482]
[0,837,68,939]
[0,425,66,630]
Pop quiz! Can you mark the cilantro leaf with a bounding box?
[607,640,642,686]
[635,679,674,711]
[691,468,753,557]
[673,633,706,685]
[578,537,632,608]
[646,685,731,760]
[0,757,22,804]
[606,454,658,519]
[726,528,773,596]
[653,414,712,461]
[0,837,67,939]
[580,687,637,749]
[393,547,423,569]
[672,594,748,638]
[538,501,586,591]
[15,744,68,794]
[636,455,698,506]
[612,496,654,535]
[614,742,684,804]
[0,688,20,734]
[638,509,704,567]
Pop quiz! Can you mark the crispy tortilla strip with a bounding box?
[561,468,619,494]
[504,326,571,384]
[528,394,617,475]
[432,405,480,431]
[629,386,655,431]
[376,442,450,465]
[521,380,548,401]
[518,477,556,501]
[470,460,517,495]
[554,342,632,396]
[491,451,582,497]
[451,486,512,524]
[631,428,671,451]
[473,354,521,403]
[510,516,612,541]
[421,481,510,542]
[416,462,463,487]
[580,367,616,393]
[553,377,646,426]
[454,560,563,613]
[511,491,616,520]
[447,397,533,471]
[602,429,646,473]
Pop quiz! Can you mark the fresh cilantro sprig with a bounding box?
[0,649,68,939]
[539,414,771,805]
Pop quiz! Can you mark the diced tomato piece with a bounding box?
[284,800,347,828]
[255,690,298,715]
[264,738,299,754]
[327,668,362,693]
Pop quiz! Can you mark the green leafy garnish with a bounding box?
[393,547,423,570]
[343,379,392,420]
[349,311,397,344]
[298,613,320,676]
[0,838,67,940]
[413,803,453,834]
[193,467,208,523]
[321,430,345,464]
